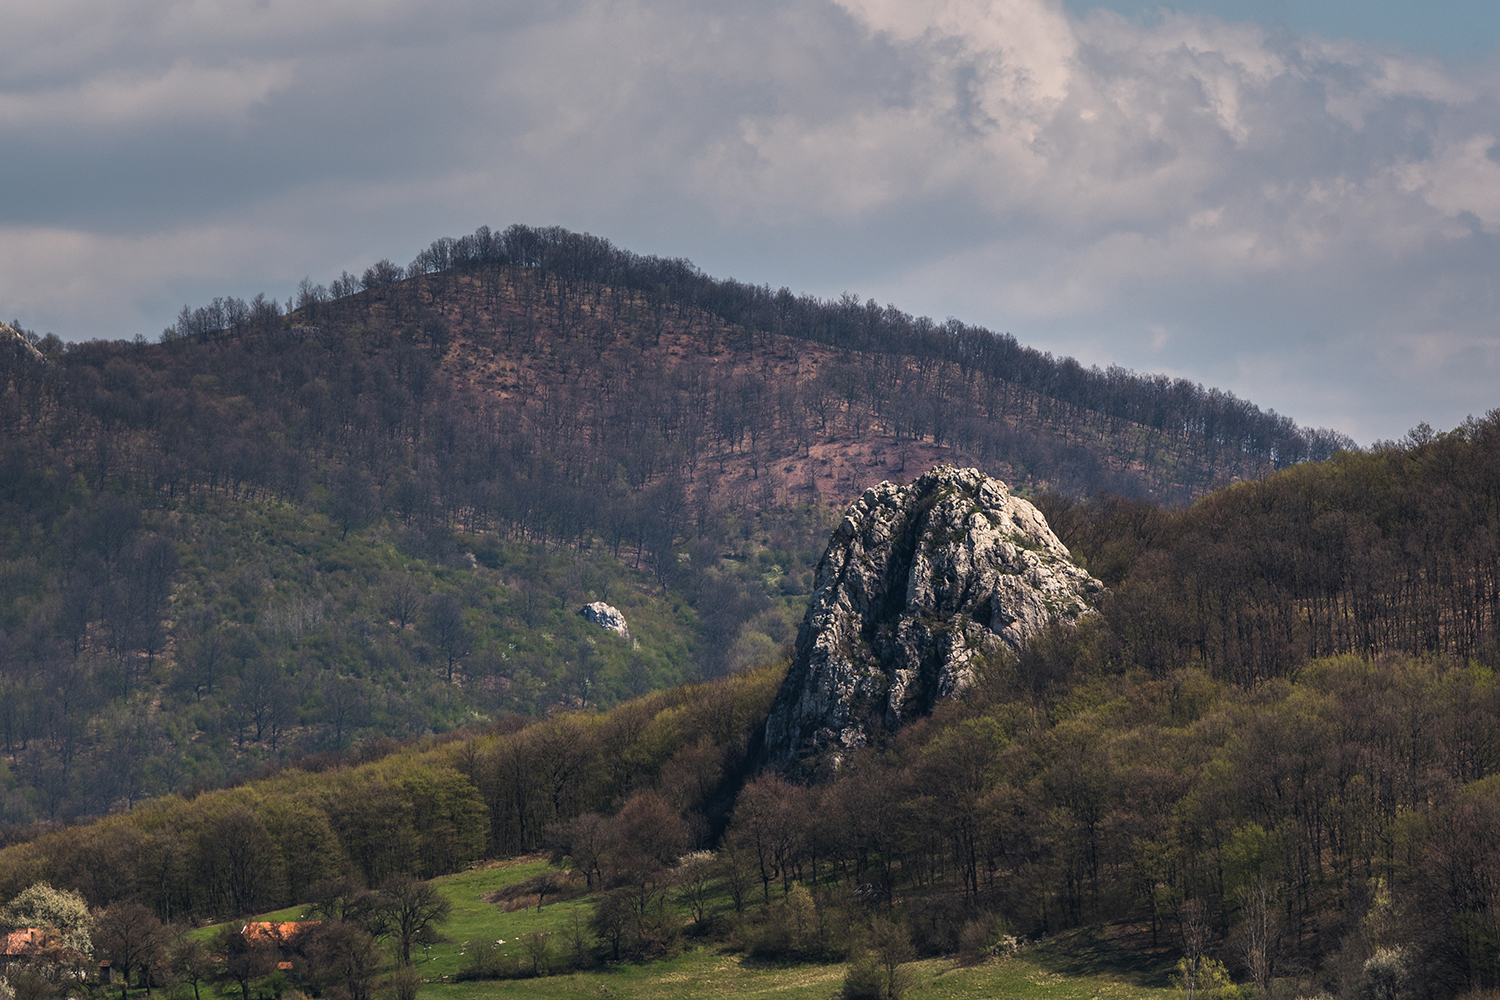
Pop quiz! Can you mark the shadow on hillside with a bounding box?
[1026,923,1177,989]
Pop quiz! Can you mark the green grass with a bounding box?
[222,861,1179,1000]
[422,856,595,979]
[418,944,1178,1000]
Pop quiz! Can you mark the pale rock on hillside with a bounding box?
[760,466,1103,770]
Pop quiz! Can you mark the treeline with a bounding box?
[160,224,1350,505]
[0,665,782,921]
[5,648,1499,997]
[153,266,1170,509]
[1040,410,1500,687]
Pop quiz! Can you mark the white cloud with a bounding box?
[0,59,294,128]
[1396,134,1500,231]
[0,0,1496,441]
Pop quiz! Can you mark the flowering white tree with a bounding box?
[0,882,94,980]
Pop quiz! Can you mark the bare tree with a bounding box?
[95,903,169,1000]
[423,593,471,683]
[379,876,452,967]
[1235,880,1282,999]
[383,576,423,631]
[1176,898,1213,1000]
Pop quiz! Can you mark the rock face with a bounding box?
[1,323,47,364]
[760,466,1103,770]
[580,601,631,640]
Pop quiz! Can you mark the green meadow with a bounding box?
[212,859,1178,1000]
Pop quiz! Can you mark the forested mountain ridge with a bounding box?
[0,224,1352,833]
[271,223,1354,510]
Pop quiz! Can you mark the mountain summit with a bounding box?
[760,466,1102,771]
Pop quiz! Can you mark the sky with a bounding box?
[2,1,1498,444]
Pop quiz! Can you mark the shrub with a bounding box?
[1172,956,1243,999]
[1357,947,1412,1000]
[386,965,421,1000]
[839,951,885,1000]
[458,939,502,980]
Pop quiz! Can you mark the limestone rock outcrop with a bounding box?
[1,323,47,363]
[580,601,631,640]
[760,466,1102,770]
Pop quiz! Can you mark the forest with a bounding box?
[3,227,1497,998]
[0,226,1350,829]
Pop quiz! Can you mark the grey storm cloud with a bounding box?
[1,0,1497,442]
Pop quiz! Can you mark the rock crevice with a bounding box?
[760,466,1103,770]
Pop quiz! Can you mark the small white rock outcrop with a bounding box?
[580,601,630,640]
[760,466,1103,770]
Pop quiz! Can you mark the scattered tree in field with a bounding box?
[169,934,213,1000]
[302,920,381,1000]
[870,918,915,1000]
[380,876,452,967]
[519,931,552,977]
[215,928,275,1000]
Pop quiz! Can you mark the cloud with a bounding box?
[0,60,294,129]
[0,0,1496,441]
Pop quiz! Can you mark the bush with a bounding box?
[957,919,992,965]
[840,951,885,1000]
[634,911,684,960]
[1357,947,1412,1000]
[1172,956,1243,999]
[385,967,421,1000]
[458,939,503,980]
[748,885,818,960]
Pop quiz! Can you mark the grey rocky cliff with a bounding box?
[760,466,1103,770]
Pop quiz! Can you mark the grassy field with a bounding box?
[420,948,1179,1000]
[215,859,1180,1000]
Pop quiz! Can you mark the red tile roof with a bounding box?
[239,921,320,945]
[1,928,40,956]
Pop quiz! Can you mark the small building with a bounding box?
[1,928,42,963]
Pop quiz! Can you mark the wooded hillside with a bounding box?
[0,225,1351,831]
[3,265,1500,993]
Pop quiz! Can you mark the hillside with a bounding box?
[0,346,1498,995]
[0,225,1352,830]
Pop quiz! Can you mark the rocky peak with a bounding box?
[760,466,1103,771]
